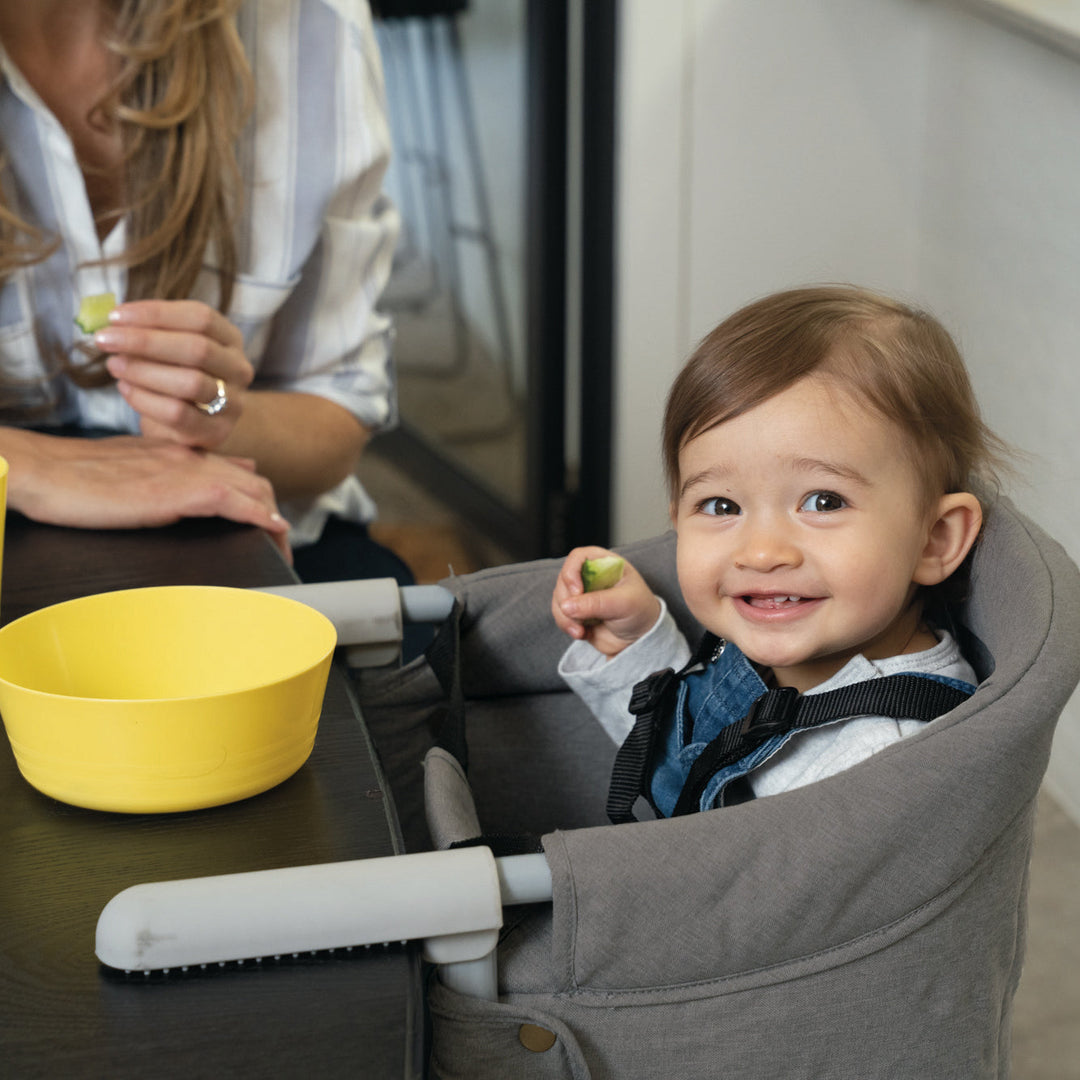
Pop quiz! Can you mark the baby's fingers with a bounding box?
[558,588,625,627]
[552,589,587,637]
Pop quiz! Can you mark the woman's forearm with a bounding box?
[218,390,371,502]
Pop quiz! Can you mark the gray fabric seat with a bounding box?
[354,498,1080,1079]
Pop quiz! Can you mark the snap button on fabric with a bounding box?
[518,1023,557,1053]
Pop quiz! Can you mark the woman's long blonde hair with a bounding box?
[0,0,254,386]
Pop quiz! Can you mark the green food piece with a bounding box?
[581,555,625,592]
[74,292,117,334]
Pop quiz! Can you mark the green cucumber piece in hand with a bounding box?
[581,555,625,592]
[74,292,117,334]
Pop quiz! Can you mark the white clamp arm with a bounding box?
[256,580,454,666]
[96,849,552,1000]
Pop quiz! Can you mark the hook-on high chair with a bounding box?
[94,498,1080,1079]
[355,496,1080,1079]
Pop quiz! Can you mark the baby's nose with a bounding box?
[733,521,801,572]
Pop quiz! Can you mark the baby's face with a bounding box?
[671,375,938,691]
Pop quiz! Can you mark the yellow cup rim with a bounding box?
[0,584,337,704]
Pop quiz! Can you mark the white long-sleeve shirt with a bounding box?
[559,601,978,800]
[0,0,399,544]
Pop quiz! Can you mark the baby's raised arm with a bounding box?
[552,546,661,658]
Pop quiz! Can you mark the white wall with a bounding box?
[613,0,931,541]
[614,0,1080,819]
[918,1,1080,818]
[611,2,692,540]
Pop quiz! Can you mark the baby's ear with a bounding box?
[913,493,983,586]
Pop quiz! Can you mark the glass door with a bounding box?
[372,0,615,559]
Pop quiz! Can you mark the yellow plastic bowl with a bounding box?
[0,586,337,813]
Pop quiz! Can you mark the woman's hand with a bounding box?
[97,301,372,503]
[98,300,252,451]
[7,431,292,563]
[552,546,661,658]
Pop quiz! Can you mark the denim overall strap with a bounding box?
[670,674,974,817]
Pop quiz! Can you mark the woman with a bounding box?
[0,0,403,573]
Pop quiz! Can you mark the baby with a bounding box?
[552,285,1005,817]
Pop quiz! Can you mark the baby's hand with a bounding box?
[552,546,661,658]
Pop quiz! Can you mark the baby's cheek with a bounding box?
[680,583,730,636]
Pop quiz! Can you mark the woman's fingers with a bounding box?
[97,300,252,450]
[115,376,241,442]
[105,299,245,349]
[100,329,251,387]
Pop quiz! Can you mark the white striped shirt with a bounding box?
[0,0,399,544]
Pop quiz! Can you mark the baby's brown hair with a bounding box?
[663,285,1006,513]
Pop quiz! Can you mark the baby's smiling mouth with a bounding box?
[743,594,812,609]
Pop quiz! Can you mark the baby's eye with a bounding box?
[799,491,847,513]
[699,496,741,516]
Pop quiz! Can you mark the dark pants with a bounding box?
[292,516,433,662]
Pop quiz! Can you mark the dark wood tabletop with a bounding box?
[0,514,423,1079]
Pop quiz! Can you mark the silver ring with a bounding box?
[195,378,228,416]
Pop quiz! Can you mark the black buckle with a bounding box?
[738,686,801,739]
[628,668,675,715]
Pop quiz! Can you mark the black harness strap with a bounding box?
[607,650,971,824]
[606,633,721,825]
[423,599,546,854]
[429,606,971,831]
[424,598,469,771]
[448,834,546,856]
[670,674,970,816]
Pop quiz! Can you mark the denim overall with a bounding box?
[647,640,976,816]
